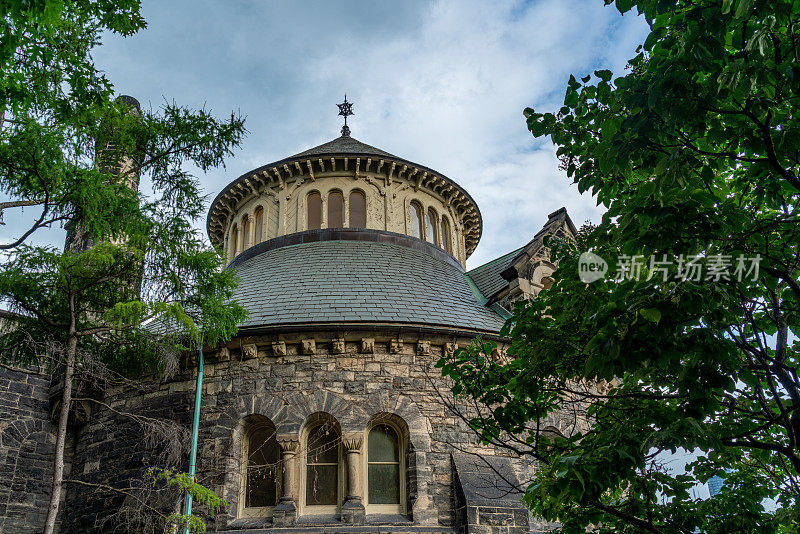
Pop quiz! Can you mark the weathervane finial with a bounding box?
[337,94,354,137]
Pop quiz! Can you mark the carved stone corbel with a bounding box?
[360,338,374,354]
[416,340,431,356]
[332,338,345,355]
[390,339,404,354]
[216,347,230,362]
[272,341,287,357]
[242,343,258,359]
[301,339,316,355]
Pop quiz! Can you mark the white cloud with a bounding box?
[4,0,649,268]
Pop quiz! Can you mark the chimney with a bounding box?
[65,95,142,253]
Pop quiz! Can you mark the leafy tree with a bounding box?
[441,0,800,532]
[0,2,247,533]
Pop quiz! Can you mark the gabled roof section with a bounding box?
[291,135,397,159]
[466,207,577,302]
[465,246,524,301]
[500,207,576,282]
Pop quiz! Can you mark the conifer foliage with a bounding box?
[0,1,247,532]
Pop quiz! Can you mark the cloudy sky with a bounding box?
[9,0,650,268]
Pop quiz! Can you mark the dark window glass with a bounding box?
[349,190,366,228]
[254,207,264,244]
[246,425,280,508]
[368,464,400,504]
[230,224,238,257]
[409,203,422,239]
[242,217,251,249]
[367,425,400,505]
[368,424,398,461]
[328,190,344,228]
[426,209,438,244]
[306,464,338,505]
[307,192,322,230]
[441,217,452,254]
[306,425,339,506]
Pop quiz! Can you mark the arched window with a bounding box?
[367,424,402,511]
[409,202,423,239]
[426,208,438,245]
[440,216,452,254]
[230,224,238,258]
[307,192,322,230]
[349,190,366,228]
[254,207,264,244]
[242,419,281,517]
[242,216,251,250]
[328,190,344,228]
[305,422,340,509]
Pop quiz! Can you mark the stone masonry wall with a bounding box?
[0,366,55,534]
[58,329,527,533]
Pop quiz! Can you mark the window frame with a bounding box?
[348,189,367,228]
[242,215,251,250]
[239,420,281,519]
[426,208,439,245]
[301,420,345,516]
[307,191,322,230]
[230,223,238,258]
[254,206,264,244]
[409,201,424,239]
[440,215,452,254]
[327,189,344,229]
[363,420,406,515]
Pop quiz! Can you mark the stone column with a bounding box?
[272,437,298,526]
[340,433,365,524]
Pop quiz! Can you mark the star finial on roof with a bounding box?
[337,94,354,137]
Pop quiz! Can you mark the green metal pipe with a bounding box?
[183,344,203,534]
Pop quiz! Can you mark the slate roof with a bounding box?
[465,247,524,301]
[231,240,506,333]
[291,135,397,159]
[452,453,526,506]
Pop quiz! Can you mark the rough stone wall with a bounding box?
[59,384,192,533]
[0,366,55,534]
[58,330,527,533]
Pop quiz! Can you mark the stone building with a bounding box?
[0,122,575,533]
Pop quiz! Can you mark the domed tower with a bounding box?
[55,104,576,534]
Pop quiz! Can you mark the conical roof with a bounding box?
[291,135,397,159]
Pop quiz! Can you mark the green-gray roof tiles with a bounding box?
[465,246,524,301]
[231,240,506,333]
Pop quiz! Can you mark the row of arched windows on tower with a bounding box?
[409,201,452,254]
[227,191,457,261]
[230,205,274,259]
[241,415,405,517]
[306,189,367,230]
